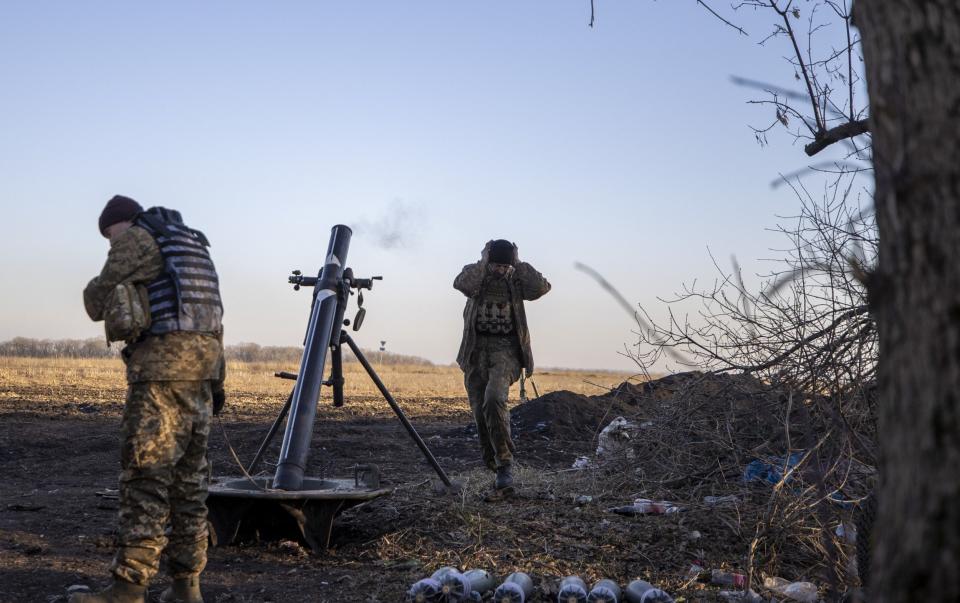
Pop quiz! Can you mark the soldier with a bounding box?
[75,196,225,603]
[454,239,551,493]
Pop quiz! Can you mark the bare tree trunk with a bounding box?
[857,1,960,600]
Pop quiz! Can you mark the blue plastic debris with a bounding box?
[742,451,805,485]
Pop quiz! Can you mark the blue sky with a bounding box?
[0,1,858,371]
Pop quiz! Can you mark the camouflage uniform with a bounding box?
[454,244,550,470]
[84,225,224,587]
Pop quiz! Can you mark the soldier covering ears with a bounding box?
[454,239,550,493]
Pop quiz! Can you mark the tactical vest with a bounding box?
[476,276,515,336]
[135,207,223,335]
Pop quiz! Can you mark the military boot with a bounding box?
[495,463,514,492]
[68,580,147,603]
[159,575,204,603]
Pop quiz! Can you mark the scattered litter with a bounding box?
[5,504,46,512]
[572,456,592,469]
[703,495,740,507]
[687,564,707,581]
[710,570,747,588]
[835,522,856,543]
[608,498,683,515]
[597,416,642,458]
[719,590,765,602]
[762,577,818,602]
[384,559,421,570]
[686,530,702,541]
[95,489,119,500]
[743,452,805,485]
[575,495,593,506]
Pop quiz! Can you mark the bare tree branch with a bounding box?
[804,119,870,156]
[697,0,749,35]
[573,261,693,365]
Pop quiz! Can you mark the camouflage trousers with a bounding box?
[464,336,522,470]
[111,380,212,586]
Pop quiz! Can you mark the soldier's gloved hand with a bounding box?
[212,386,226,416]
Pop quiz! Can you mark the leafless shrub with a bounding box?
[621,171,877,593]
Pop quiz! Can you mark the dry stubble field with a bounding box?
[0,357,758,602]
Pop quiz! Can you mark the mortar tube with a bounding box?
[272,224,351,491]
[493,572,534,603]
[558,576,588,603]
[587,579,622,603]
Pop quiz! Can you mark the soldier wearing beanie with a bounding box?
[77,196,226,603]
[98,195,144,236]
[454,239,551,493]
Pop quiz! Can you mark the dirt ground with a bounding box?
[0,358,828,602]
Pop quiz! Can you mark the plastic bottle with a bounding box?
[587,579,621,603]
[624,579,674,603]
[687,564,710,582]
[710,569,746,588]
[407,578,443,603]
[493,572,534,603]
[558,576,589,603]
[430,568,471,601]
[464,569,496,595]
[762,577,818,603]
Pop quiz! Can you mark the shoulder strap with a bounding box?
[137,207,211,247]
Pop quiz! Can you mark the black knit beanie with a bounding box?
[99,195,143,235]
[488,239,515,265]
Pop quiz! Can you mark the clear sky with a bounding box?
[0,1,856,371]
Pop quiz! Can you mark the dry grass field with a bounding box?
[0,356,636,408]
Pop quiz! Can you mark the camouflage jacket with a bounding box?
[84,225,225,384]
[454,251,551,376]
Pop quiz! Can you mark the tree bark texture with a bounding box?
[857,1,960,600]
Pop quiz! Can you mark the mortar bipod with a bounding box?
[245,330,455,491]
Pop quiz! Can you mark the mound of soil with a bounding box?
[510,389,644,442]
[510,371,776,445]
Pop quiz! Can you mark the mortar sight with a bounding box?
[289,269,382,291]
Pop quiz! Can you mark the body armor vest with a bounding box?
[476,276,515,335]
[135,207,223,335]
